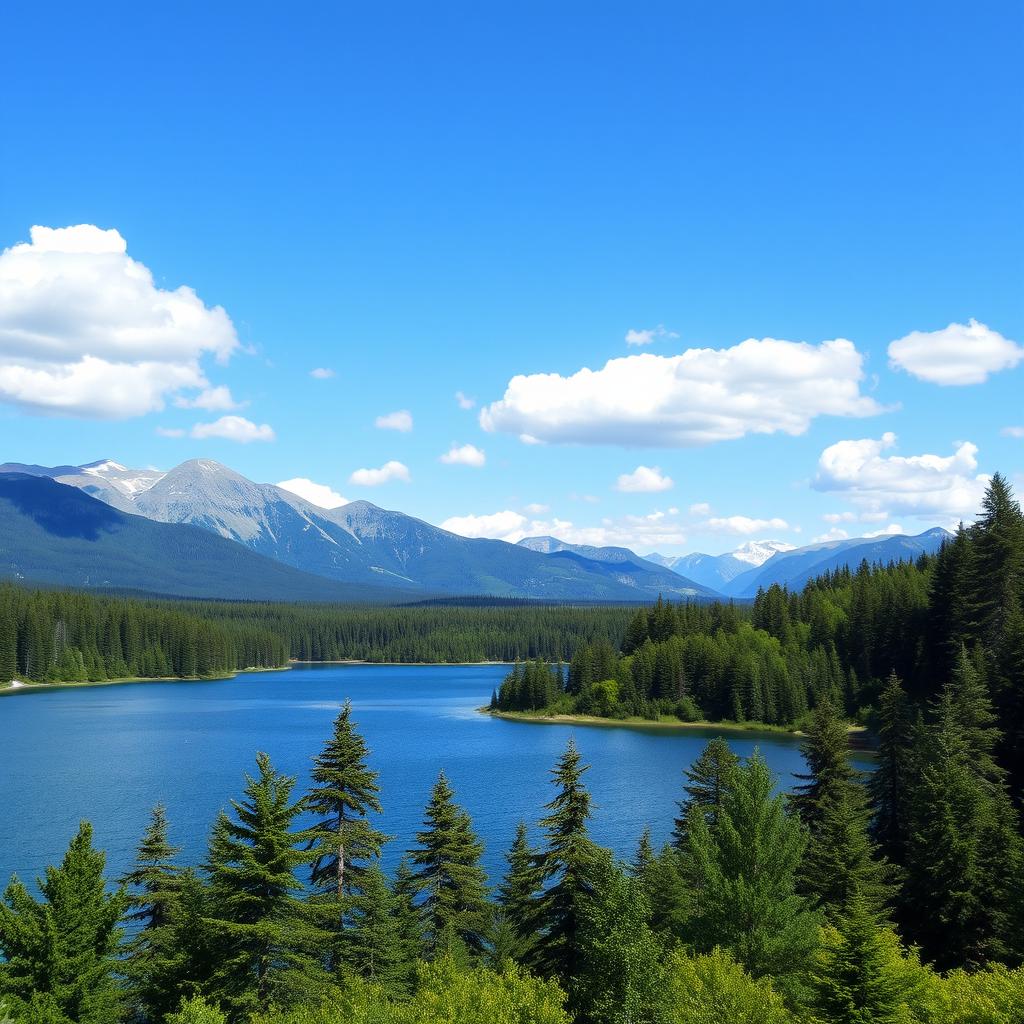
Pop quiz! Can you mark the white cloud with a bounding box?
[1002,426,1024,438]
[375,409,413,432]
[700,515,791,535]
[310,367,335,379]
[625,324,679,347]
[276,477,349,509]
[863,524,904,538]
[812,527,851,543]
[524,503,550,514]
[615,465,673,493]
[480,337,883,447]
[441,507,688,549]
[814,432,989,524]
[888,319,1023,386]
[0,224,239,418]
[440,443,486,467]
[191,415,275,443]
[349,461,411,486]
[455,390,476,409]
[155,427,185,438]
[689,502,712,516]
[174,385,243,411]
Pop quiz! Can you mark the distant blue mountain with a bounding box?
[723,528,951,597]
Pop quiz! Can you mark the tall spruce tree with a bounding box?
[792,697,891,922]
[496,822,543,962]
[531,739,600,986]
[409,772,491,956]
[0,822,127,1024]
[683,751,819,996]
[869,673,916,866]
[203,753,329,1016]
[344,865,410,995]
[306,700,389,899]
[120,804,186,1021]
[672,736,738,848]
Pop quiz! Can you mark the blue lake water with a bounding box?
[0,663,873,886]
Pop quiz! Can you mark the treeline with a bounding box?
[0,585,287,683]
[1,701,1021,1024]
[497,476,1024,785]
[0,590,636,685]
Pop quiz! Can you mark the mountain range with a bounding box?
[0,457,952,604]
[0,459,714,602]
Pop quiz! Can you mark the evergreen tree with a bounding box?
[390,855,424,967]
[203,753,329,1016]
[409,772,491,956]
[531,739,600,987]
[792,697,891,922]
[672,736,738,847]
[496,822,543,962]
[683,751,819,996]
[306,700,389,899]
[812,889,913,1024]
[869,673,915,865]
[344,865,409,995]
[120,805,186,1021]
[0,822,127,1024]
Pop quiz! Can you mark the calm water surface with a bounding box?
[0,664,873,885]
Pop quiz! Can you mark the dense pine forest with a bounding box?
[0,590,634,685]
[1,698,1021,1024]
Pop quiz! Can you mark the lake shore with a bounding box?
[290,659,513,666]
[483,707,869,739]
[0,664,291,696]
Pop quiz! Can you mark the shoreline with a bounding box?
[289,659,512,666]
[0,664,291,697]
[483,708,868,740]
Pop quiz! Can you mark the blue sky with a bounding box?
[1,1,1022,554]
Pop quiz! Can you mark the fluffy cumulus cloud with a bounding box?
[441,507,688,549]
[310,367,335,379]
[375,409,413,432]
[0,224,239,418]
[276,477,349,509]
[439,443,486,467]
[191,415,275,443]
[700,515,791,535]
[814,432,989,523]
[480,337,883,447]
[615,465,673,492]
[625,324,679,347]
[349,461,411,486]
[174,385,243,411]
[888,319,1023,386]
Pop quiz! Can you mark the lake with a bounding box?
[0,663,873,886]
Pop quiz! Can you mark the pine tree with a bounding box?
[683,751,819,996]
[672,736,738,848]
[203,752,330,1016]
[793,697,891,922]
[869,673,915,865]
[971,473,1024,646]
[812,888,911,1024]
[344,865,410,995]
[391,855,424,967]
[120,805,186,1021]
[531,739,599,986]
[0,822,127,1024]
[496,822,543,962]
[306,700,389,899]
[409,772,491,955]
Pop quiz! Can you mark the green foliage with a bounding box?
[202,753,331,1017]
[682,751,820,996]
[166,995,227,1024]
[531,739,600,986]
[409,773,491,956]
[495,823,543,962]
[663,947,795,1024]
[672,734,738,846]
[0,823,126,1024]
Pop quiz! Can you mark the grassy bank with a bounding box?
[0,664,290,696]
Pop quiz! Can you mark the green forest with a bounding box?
[1,696,1021,1024]
[0,590,634,685]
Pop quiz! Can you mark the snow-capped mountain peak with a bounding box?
[730,539,795,567]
